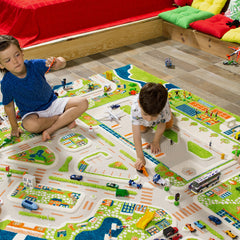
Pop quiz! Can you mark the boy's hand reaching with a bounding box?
[46,56,66,71]
[134,158,146,170]
[11,127,23,138]
[146,141,161,154]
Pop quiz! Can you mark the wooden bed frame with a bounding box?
[24,17,240,61]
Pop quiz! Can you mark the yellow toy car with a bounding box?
[225,230,238,239]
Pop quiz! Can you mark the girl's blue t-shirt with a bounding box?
[1,59,57,117]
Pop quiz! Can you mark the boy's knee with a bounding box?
[79,97,88,111]
[22,116,41,133]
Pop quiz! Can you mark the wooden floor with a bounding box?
[8,37,240,116]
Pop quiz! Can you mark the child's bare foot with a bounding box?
[68,121,77,129]
[42,130,51,142]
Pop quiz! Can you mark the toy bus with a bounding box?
[188,169,221,194]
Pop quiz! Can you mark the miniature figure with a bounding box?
[62,78,67,89]
[165,58,173,68]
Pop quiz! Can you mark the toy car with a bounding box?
[21,199,38,211]
[185,223,196,232]
[153,174,166,186]
[110,104,120,109]
[223,60,238,65]
[116,188,129,197]
[163,226,178,237]
[208,215,222,225]
[194,221,206,229]
[106,183,119,189]
[225,230,238,239]
[70,174,83,181]
[169,233,183,240]
[129,179,142,189]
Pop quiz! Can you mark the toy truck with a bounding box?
[153,174,166,186]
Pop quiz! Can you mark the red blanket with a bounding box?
[0,0,174,48]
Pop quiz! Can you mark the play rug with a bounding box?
[0,64,239,240]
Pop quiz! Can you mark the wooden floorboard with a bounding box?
[50,37,240,115]
[1,37,239,116]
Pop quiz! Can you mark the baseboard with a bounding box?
[23,18,240,61]
[23,17,163,61]
[162,21,240,59]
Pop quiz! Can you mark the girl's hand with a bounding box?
[134,158,146,170]
[146,141,161,154]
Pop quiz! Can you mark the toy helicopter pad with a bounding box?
[0,64,239,240]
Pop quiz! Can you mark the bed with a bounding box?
[0,0,175,48]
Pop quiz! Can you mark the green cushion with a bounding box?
[158,6,214,28]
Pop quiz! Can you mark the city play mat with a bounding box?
[0,64,240,240]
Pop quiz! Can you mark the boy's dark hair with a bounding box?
[0,35,21,73]
[139,82,168,115]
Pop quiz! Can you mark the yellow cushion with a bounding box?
[221,28,240,44]
[191,0,228,14]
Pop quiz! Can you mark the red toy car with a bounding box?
[169,233,183,240]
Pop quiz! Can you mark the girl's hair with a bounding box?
[0,35,21,73]
[139,82,168,115]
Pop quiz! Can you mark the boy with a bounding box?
[0,35,88,141]
[131,82,173,170]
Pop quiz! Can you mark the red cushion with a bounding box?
[174,0,193,6]
[189,14,236,38]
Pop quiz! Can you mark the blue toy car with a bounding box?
[110,104,120,109]
[129,179,142,189]
[70,174,83,181]
[21,199,38,211]
[194,221,206,229]
[208,215,222,225]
